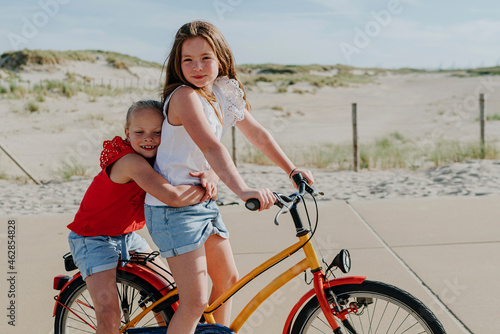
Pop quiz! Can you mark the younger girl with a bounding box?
[145,21,314,333]
[68,100,218,334]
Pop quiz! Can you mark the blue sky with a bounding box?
[1,0,499,69]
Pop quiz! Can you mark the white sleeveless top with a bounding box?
[145,76,245,206]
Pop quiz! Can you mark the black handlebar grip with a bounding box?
[292,173,306,193]
[292,173,304,184]
[245,198,260,211]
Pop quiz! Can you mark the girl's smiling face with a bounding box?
[125,107,163,159]
[181,36,220,91]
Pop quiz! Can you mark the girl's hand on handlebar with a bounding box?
[289,168,314,188]
[241,188,275,211]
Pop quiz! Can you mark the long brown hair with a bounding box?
[161,20,250,124]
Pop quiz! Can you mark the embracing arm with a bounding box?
[110,154,210,207]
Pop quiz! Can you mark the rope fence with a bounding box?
[0,76,162,94]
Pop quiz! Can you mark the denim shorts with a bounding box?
[68,231,150,280]
[145,199,229,258]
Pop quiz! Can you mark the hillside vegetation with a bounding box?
[1,49,499,99]
[0,49,162,72]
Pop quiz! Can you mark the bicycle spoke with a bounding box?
[68,296,97,330]
[373,300,389,333]
[400,320,423,334]
[386,305,399,333]
[392,313,410,333]
[313,314,331,333]
[75,296,97,327]
[365,299,373,334]
[65,325,95,334]
[311,323,329,333]
[357,308,365,334]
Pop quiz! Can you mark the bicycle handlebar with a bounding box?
[244,173,313,211]
[245,198,261,211]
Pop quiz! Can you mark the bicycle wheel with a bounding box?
[54,270,174,333]
[291,280,445,334]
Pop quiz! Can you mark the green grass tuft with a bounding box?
[60,162,89,181]
[26,101,39,112]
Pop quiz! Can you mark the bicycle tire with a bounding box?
[54,270,174,334]
[291,280,446,334]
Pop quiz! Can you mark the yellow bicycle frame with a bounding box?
[120,234,322,333]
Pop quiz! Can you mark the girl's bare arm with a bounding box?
[110,153,213,206]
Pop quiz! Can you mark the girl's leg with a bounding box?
[85,268,120,334]
[205,235,239,326]
[165,247,209,334]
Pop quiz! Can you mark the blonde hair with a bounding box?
[125,100,163,128]
[161,20,250,124]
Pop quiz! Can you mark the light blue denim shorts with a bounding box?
[68,231,150,280]
[145,199,229,258]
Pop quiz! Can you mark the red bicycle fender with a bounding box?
[282,276,366,334]
[52,264,172,317]
[119,263,172,295]
[53,272,82,316]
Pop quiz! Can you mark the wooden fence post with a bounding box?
[479,93,485,159]
[0,142,41,185]
[352,103,359,171]
[232,126,237,166]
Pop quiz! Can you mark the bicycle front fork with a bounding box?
[313,271,357,334]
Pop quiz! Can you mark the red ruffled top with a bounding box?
[68,136,146,237]
[100,136,135,169]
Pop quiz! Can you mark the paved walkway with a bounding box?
[1,196,498,333]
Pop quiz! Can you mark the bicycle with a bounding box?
[53,173,446,333]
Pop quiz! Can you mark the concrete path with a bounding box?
[1,196,498,333]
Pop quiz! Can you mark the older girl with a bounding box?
[145,21,314,333]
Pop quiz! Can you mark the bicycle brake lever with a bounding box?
[274,206,290,225]
[273,194,293,225]
[304,183,324,197]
